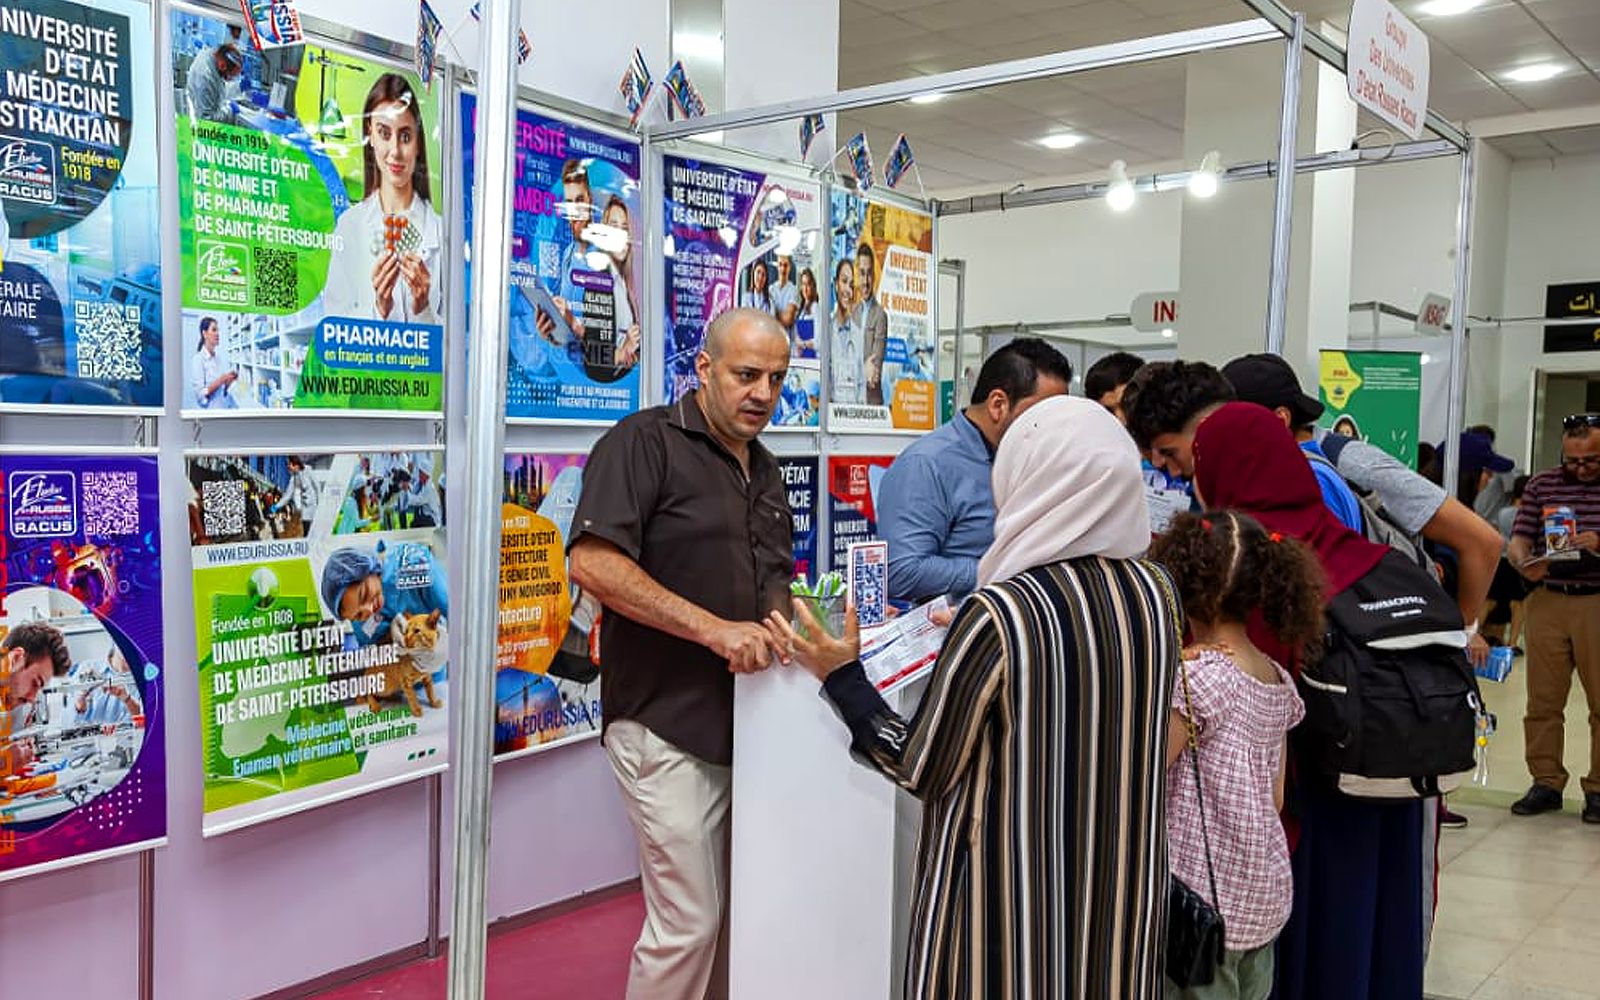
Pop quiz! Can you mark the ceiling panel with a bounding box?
[835,0,1600,195]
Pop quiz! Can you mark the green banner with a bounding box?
[1318,350,1423,467]
[172,10,444,413]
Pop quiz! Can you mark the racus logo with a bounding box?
[8,471,77,538]
[0,137,56,204]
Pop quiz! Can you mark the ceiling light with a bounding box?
[1161,328,1175,339]
[1504,63,1564,83]
[1106,159,1135,212]
[1188,150,1221,199]
[1038,132,1084,150]
[696,130,726,145]
[1417,0,1483,14]
[766,187,789,205]
[775,225,802,255]
[1420,353,1432,365]
[718,226,739,248]
[673,32,723,61]
[909,93,945,105]
[662,234,676,259]
[585,249,611,271]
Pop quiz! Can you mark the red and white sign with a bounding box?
[1415,292,1451,336]
[1347,0,1431,141]
[1130,291,1180,334]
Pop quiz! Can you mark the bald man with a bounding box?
[569,309,794,1000]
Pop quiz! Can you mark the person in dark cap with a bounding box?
[1453,430,1516,509]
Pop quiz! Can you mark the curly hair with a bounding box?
[1149,510,1327,665]
[1121,360,1235,451]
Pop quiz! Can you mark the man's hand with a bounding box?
[1575,531,1600,554]
[1519,556,1551,583]
[1467,633,1491,669]
[707,620,776,674]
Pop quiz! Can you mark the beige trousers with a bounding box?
[604,719,732,1000]
[1523,589,1600,794]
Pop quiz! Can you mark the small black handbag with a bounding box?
[1165,653,1227,988]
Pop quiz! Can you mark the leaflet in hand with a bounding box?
[860,596,951,697]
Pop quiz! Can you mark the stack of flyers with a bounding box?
[239,0,303,49]
[860,596,952,696]
[883,134,915,190]
[619,48,655,126]
[846,132,874,192]
[416,0,445,90]
[664,60,707,119]
[1544,505,1581,561]
[800,114,826,159]
[848,541,888,629]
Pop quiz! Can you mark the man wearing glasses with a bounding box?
[1508,413,1600,822]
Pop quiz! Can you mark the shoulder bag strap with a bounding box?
[1179,652,1222,911]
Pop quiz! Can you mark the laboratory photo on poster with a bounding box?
[0,0,163,409]
[187,450,448,836]
[172,9,445,414]
[495,452,600,760]
[828,191,936,433]
[663,155,823,427]
[1,454,166,880]
[461,96,642,423]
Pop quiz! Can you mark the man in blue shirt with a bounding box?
[878,338,1072,604]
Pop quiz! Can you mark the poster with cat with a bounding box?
[185,449,448,836]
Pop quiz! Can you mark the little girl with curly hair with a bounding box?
[1149,511,1326,999]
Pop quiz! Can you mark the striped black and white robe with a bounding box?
[823,557,1182,1000]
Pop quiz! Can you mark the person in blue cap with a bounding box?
[320,543,449,663]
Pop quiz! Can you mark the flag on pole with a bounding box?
[846,132,875,192]
[416,0,445,90]
[663,60,706,119]
[619,48,654,127]
[799,114,825,159]
[883,134,915,189]
[239,0,303,49]
[468,3,532,65]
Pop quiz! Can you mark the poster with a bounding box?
[0,0,163,409]
[172,10,445,414]
[779,455,819,583]
[1,454,165,880]
[663,155,823,427]
[1544,281,1600,354]
[460,96,642,422]
[828,191,936,433]
[827,455,892,572]
[187,450,448,835]
[495,452,600,760]
[1318,350,1422,467]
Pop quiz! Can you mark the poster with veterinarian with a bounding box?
[186,449,448,836]
[494,452,599,760]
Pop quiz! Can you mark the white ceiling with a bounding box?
[835,0,1600,192]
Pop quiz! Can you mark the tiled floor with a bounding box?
[1428,649,1600,999]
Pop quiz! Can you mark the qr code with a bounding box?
[82,471,141,536]
[253,247,299,311]
[538,241,560,280]
[73,302,144,381]
[202,481,247,538]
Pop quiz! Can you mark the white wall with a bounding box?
[1494,151,1600,465]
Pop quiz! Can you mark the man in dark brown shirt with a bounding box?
[569,308,793,1000]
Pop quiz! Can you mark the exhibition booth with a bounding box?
[1,0,1587,998]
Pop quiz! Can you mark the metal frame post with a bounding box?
[1442,142,1477,488]
[138,849,154,1000]
[1265,14,1304,356]
[448,0,521,996]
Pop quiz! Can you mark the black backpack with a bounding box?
[1294,549,1481,798]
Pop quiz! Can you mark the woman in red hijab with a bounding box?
[1193,402,1425,1000]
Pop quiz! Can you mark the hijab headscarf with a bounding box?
[977,395,1150,587]
[1192,402,1385,596]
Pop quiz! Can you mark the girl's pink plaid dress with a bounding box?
[1167,646,1306,951]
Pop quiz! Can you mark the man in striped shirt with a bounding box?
[1508,414,1600,822]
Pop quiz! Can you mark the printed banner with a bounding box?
[827,455,892,572]
[173,10,445,413]
[495,452,599,760]
[187,450,448,836]
[460,95,641,422]
[828,192,936,433]
[1318,350,1423,467]
[663,156,822,427]
[779,455,819,584]
[1544,281,1600,354]
[0,0,163,410]
[1,454,166,880]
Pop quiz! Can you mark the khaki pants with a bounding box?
[604,720,732,1000]
[1523,589,1600,795]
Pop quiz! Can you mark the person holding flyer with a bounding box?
[325,74,444,325]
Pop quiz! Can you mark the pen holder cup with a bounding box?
[792,594,847,640]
